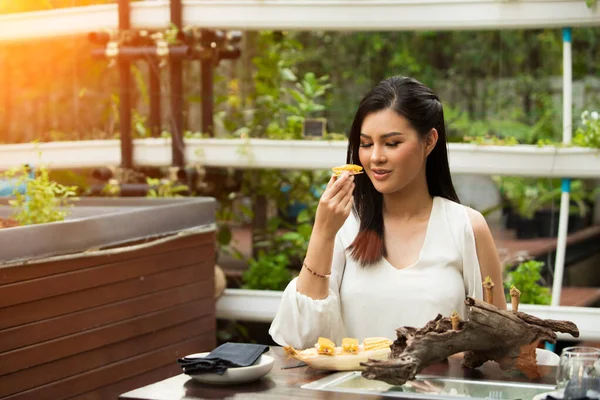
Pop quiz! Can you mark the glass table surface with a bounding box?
[301,371,556,399]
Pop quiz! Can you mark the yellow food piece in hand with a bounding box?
[332,164,364,176]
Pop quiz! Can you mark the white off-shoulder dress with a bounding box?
[269,196,484,349]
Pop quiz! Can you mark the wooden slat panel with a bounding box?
[0,279,212,353]
[0,298,214,376]
[0,317,214,398]
[0,263,210,330]
[6,334,214,400]
[0,231,214,285]
[0,245,212,308]
[71,364,183,400]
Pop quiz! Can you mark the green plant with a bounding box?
[573,110,600,148]
[495,176,590,219]
[536,138,563,147]
[238,169,325,258]
[322,132,348,141]
[216,320,256,345]
[287,72,332,115]
[446,106,531,145]
[211,31,333,290]
[101,179,121,197]
[242,251,294,291]
[496,177,541,219]
[568,179,600,218]
[2,163,79,225]
[445,89,560,145]
[146,177,189,198]
[463,135,519,146]
[504,260,551,305]
[217,168,327,291]
[221,31,332,141]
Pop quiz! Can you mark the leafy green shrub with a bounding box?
[146,177,189,198]
[573,110,600,148]
[2,163,79,225]
[242,252,293,291]
[504,260,551,305]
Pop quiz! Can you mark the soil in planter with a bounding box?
[0,217,19,229]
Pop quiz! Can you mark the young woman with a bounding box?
[269,76,506,349]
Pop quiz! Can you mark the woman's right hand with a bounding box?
[313,172,355,240]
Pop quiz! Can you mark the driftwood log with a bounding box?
[361,296,579,386]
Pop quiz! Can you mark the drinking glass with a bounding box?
[556,346,600,394]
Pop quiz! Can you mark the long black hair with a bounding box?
[346,76,460,266]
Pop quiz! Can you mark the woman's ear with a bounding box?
[425,128,439,156]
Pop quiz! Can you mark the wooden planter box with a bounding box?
[0,197,217,399]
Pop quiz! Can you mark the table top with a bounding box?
[119,347,558,400]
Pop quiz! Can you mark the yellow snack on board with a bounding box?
[342,337,359,354]
[316,337,336,355]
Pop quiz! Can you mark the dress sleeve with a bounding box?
[268,233,347,349]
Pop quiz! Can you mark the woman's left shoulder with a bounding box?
[464,206,489,234]
[461,204,495,248]
[437,197,490,237]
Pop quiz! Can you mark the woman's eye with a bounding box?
[359,143,373,148]
[386,142,400,147]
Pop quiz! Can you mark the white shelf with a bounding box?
[216,289,284,323]
[511,303,600,342]
[448,143,600,178]
[1,0,599,43]
[1,138,599,178]
[216,289,600,341]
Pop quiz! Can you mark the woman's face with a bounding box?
[358,108,434,195]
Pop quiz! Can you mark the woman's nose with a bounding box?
[371,146,387,163]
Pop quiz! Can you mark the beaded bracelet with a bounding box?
[303,261,331,279]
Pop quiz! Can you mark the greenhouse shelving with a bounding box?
[1,138,599,179]
[0,0,598,44]
[215,289,600,341]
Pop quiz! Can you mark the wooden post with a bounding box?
[149,60,162,137]
[118,0,133,168]
[2,53,12,142]
[170,0,185,167]
[201,54,214,137]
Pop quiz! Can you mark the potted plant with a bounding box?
[504,259,551,306]
[532,179,562,238]
[498,177,540,239]
[0,163,79,228]
[533,179,595,237]
[498,176,595,238]
[573,110,600,149]
[567,179,599,233]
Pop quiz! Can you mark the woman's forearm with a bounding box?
[295,229,336,300]
[295,171,354,300]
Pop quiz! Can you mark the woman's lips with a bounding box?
[371,169,391,181]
